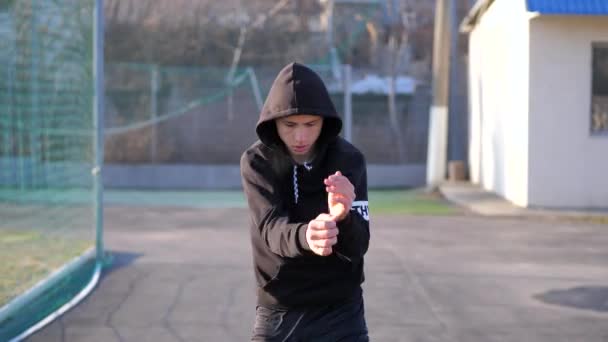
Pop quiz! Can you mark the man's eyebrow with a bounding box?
[281,118,320,124]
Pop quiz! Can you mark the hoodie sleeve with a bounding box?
[334,151,370,260]
[240,151,312,258]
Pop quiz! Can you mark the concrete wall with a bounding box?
[0,158,92,187]
[467,0,530,206]
[528,17,608,209]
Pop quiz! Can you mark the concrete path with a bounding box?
[440,181,608,219]
[28,206,608,342]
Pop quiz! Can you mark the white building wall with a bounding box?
[528,17,608,209]
[467,0,530,206]
[468,26,482,184]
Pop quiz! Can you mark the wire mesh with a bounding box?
[0,1,100,340]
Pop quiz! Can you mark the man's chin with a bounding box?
[292,149,309,156]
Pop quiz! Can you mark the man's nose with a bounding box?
[294,128,306,143]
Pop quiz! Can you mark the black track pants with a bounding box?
[251,296,369,342]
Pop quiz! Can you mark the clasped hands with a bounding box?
[306,171,355,256]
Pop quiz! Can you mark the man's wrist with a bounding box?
[298,223,312,251]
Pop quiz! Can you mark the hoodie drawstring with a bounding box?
[293,162,313,204]
[293,165,299,204]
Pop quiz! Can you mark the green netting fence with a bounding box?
[101,62,343,165]
[103,62,263,164]
[0,0,104,341]
[101,59,422,166]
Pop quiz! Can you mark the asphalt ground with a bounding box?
[28,206,608,342]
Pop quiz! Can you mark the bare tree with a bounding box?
[226,0,291,82]
[384,0,413,163]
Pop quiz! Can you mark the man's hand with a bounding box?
[306,213,339,256]
[325,171,355,221]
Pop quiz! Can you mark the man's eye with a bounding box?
[284,123,296,128]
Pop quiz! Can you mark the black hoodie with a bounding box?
[240,62,370,309]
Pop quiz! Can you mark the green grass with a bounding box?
[586,216,608,225]
[0,230,92,307]
[558,215,608,226]
[369,189,458,215]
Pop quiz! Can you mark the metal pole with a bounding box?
[18,88,25,191]
[13,9,27,192]
[93,0,105,265]
[30,0,39,188]
[447,0,464,163]
[5,58,14,187]
[227,87,234,121]
[331,47,341,80]
[150,64,159,162]
[247,68,263,112]
[327,0,334,47]
[426,0,451,188]
[343,64,352,143]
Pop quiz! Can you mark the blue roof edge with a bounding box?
[527,0,608,15]
[462,0,608,33]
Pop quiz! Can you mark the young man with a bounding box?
[240,62,370,341]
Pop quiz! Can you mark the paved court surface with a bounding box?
[28,206,608,342]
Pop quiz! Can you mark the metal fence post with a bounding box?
[150,64,159,162]
[93,0,105,265]
[343,64,352,143]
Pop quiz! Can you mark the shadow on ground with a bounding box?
[101,251,143,278]
[535,286,608,313]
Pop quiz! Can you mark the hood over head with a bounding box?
[256,62,342,150]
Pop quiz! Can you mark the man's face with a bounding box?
[276,114,323,162]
